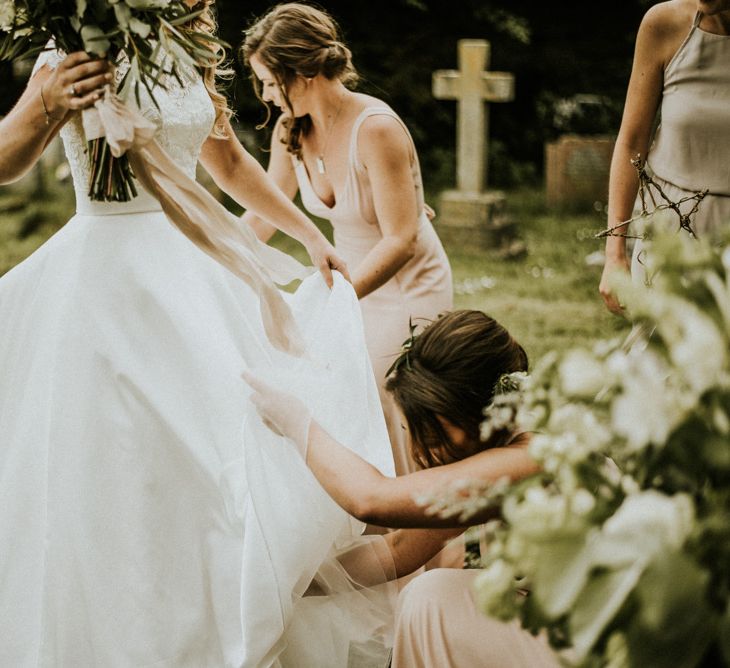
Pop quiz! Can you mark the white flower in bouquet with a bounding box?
[570,488,596,516]
[665,302,726,395]
[598,490,694,565]
[503,484,589,538]
[80,24,111,56]
[0,0,14,32]
[610,348,691,451]
[474,559,520,620]
[648,297,724,396]
[558,349,606,399]
[546,404,612,463]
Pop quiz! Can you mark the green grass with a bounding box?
[439,188,630,362]
[0,184,74,277]
[0,184,630,363]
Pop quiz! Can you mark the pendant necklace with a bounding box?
[316,91,346,175]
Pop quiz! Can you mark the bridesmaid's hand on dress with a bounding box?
[243,371,312,459]
[40,52,112,121]
[305,236,351,288]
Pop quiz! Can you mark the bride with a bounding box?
[0,2,395,666]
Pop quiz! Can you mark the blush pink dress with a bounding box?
[632,10,730,276]
[392,569,561,668]
[293,106,453,475]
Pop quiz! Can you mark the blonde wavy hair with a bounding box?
[185,0,233,138]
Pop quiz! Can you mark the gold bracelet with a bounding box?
[39,84,63,125]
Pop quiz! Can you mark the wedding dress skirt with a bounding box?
[1,47,396,667]
[0,209,395,667]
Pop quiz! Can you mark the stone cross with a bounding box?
[433,40,514,194]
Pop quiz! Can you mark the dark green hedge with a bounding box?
[1,1,654,188]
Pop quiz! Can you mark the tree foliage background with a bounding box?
[1,0,655,189]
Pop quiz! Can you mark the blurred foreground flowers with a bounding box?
[450,225,730,667]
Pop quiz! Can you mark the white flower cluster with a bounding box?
[467,226,730,666]
[415,476,509,524]
[0,0,15,32]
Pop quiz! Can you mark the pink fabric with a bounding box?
[392,569,561,668]
[293,107,453,475]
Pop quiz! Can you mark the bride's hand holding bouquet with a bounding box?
[0,0,224,202]
[35,51,112,120]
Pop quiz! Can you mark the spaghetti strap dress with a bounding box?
[293,106,453,475]
[632,10,730,275]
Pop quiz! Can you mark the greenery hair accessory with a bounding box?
[385,317,419,377]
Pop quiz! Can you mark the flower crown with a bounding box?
[385,317,419,377]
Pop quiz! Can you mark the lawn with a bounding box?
[0,182,630,365]
[440,188,631,362]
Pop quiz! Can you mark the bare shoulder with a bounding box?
[358,110,407,140]
[638,0,696,65]
[357,109,411,165]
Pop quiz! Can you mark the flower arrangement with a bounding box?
[0,0,223,201]
[429,220,730,667]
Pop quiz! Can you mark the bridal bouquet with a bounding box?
[0,0,223,201]
[429,220,730,667]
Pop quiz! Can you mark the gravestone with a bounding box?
[545,135,615,211]
[543,96,616,211]
[432,39,515,247]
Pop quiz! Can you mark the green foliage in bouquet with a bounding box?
[433,221,730,667]
[0,0,225,201]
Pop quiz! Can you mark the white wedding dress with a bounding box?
[0,51,395,667]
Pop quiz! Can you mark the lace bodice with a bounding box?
[33,48,215,214]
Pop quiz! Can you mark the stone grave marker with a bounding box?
[433,39,516,247]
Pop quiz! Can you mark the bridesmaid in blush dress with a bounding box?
[240,2,453,477]
[245,309,560,668]
[600,0,730,314]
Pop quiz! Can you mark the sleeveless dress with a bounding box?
[293,107,453,476]
[631,10,730,275]
[391,568,560,668]
[0,51,395,667]
[392,431,560,668]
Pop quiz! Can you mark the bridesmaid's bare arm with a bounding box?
[199,119,350,285]
[599,1,690,313]
[384,527,465,577]
[350,115,419,299]
[239,116,298,243]
[305,421,539,529]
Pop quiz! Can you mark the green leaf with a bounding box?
[569,563,645,660]
[625,551,716,668]
[129,18,151,39]
[168,8,205,26]
[80,24,111,56]
[530,534,595,618]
